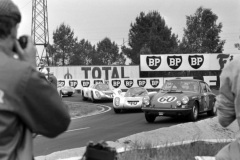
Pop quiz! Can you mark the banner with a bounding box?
[58,79,105,90]
[47,65,140,80]
[109,78,164,90]
[140,53,238,71]
[58,76,218,90]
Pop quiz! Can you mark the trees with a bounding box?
[179,7,225,53]
[51,24,123,66]
[123,11,179,65]
[114,49,127,65]
[69,39,95,65]
[52,23,78,66]
[92,37,120,65]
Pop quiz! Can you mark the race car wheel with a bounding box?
[188,102,199,121]
[91,92,95,103]
[113,108,121,114]
[145,113,156,123]
[207,101,217,116]
[82,92,87,101]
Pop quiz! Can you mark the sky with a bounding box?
[12,0,240,56]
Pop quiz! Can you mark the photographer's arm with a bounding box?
[14,35,70,137]
[13,35,36,68]
[19,70,71,138]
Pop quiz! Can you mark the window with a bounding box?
[206,84,212,92]
[200,83,207,93]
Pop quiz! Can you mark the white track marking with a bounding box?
[64,101,112,134]
[65,127,90,133]
[63,101,112,120]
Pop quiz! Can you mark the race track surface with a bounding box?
[33,94,210,156]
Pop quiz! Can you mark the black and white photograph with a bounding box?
[1,0,239,159]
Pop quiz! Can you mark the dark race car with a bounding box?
[142,79,216,123]
[58,85,75,97]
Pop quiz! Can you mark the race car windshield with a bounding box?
[95,84,110,91]
[125,88,147,97]
[162,80,199,93]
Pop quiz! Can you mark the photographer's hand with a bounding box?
[14,35,37,68]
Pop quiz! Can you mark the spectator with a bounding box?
[215,59,240,160]
[0,0,71,160]
[48,72,58,89]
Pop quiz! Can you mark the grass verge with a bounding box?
[64,101,101,118]
[118,141,229,160]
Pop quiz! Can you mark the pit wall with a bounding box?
[58,76,217,91]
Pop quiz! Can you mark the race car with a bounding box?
[81,83,121,102]
[113,87,157,113]
[142,79,216,123]
[58,85,75,97]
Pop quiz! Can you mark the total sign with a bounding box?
[48,65,140,80]
[141,54,239,71]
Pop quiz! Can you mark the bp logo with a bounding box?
[81,80,90,87]
[112,80,121,88]
[58,80,65,87]
[167,55,182,70]
[146,56,161,70]
[158,96,177,103]
[124,80,134,88]
[150,79,159,88]
[69,80,78,88]
[94,80,103,84]
[188,55,204,69]
[137,79,146,87]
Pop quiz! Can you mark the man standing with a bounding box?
[215,58,240,160]
[0,0,71,160]
[48,72,58,89]
[39,62,48,75]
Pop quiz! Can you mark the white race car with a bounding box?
[81,83,121,102]
[113,87,157,113]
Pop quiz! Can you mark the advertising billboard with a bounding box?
[140,53,237,71]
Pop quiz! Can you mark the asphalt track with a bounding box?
[33,93,210,157]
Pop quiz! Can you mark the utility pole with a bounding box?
[31,0,51,66]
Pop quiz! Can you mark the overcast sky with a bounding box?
[13,0,240,54]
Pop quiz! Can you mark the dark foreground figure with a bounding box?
[0,0,71,160]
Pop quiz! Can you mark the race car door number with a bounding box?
[158,112,164,115]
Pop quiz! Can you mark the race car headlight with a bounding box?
[62,90,67,94]
[95,91,101,98]
[176,101,181,106]
[115,97,120,106]
[181,96,189,104]
[143,96,150,105]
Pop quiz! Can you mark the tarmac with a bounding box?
[35,117,239,160]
